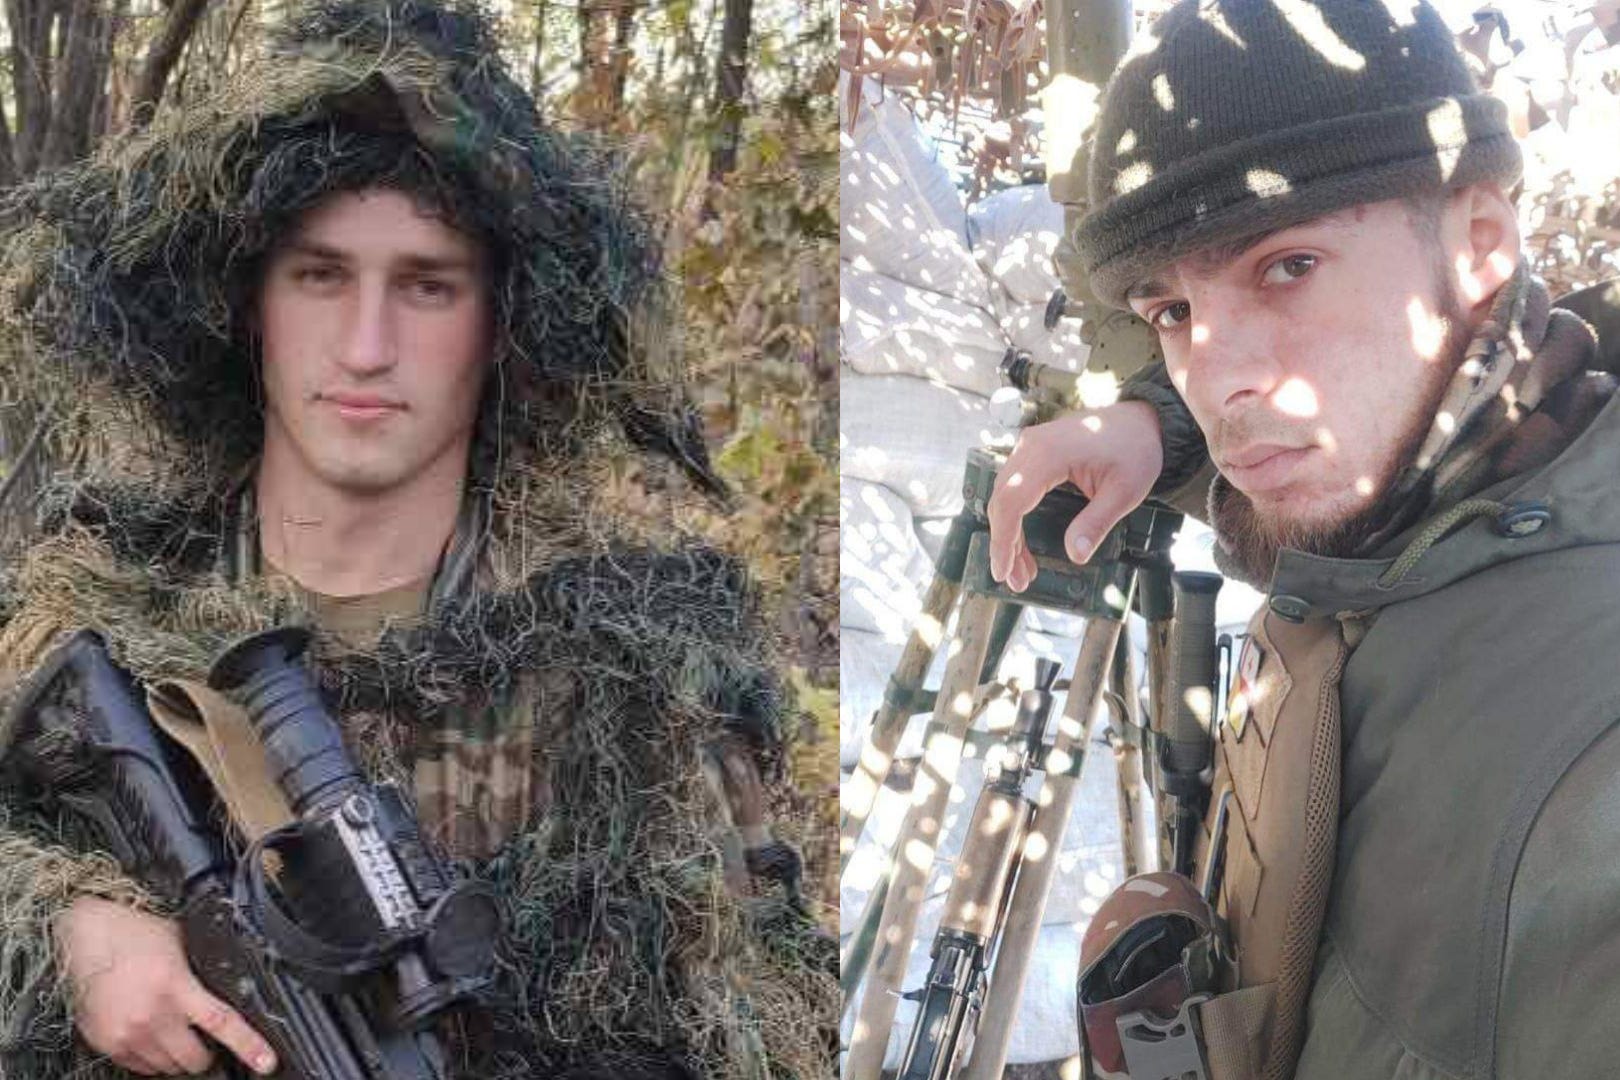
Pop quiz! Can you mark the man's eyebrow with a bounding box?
[1126,277,1174,301]
[279,239,478,272]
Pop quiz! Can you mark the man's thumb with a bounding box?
[1063,487,1136,564]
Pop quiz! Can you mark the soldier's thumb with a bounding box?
[1063,485,1137,564]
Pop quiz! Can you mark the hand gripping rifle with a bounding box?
[0,627,503,1080]
[893,659,1062,1080]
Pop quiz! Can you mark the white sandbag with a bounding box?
[840,76,997,309]
[840,476,936,639]
[968,183,1066,305]
[840,261,1011,397]
[840,371,1000,517]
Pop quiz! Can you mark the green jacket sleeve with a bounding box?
[1117,360,1215,523]
[1495,722,1620,1078]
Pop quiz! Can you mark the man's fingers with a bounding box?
[182,985,277,1076]
[1063,479,1143,565]
[987,455,1054,581]
[156,1023,217,1077]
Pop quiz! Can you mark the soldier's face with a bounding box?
[1126,192,1511,571]
[256,188,491,498]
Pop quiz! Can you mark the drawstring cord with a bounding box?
[1376,498,1509,589]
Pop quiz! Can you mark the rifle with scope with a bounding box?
[0,627,503,1080]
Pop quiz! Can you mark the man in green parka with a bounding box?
[989,1,1620,1077]
[0,2,833,1079]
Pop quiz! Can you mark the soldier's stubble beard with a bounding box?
[1208,267,1475,587]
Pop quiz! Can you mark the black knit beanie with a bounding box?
[1077,0,1522,309]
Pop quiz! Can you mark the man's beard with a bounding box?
[1208,276,1473,587]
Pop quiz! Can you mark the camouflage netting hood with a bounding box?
[0,2,835,1078]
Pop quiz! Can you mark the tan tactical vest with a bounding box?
[1190,605,1356,1080]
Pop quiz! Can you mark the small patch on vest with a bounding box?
[1226,636,1262,739]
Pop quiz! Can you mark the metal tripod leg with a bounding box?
[843,591,1003,1080]
[840,512,976,873]
[958,613,1125,1080]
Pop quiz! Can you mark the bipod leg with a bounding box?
[1105,627,1149,879]
[839,870,889,1020]
[841,512,975,874]
[959,613,1125,1080]
[1137,560,1177,872]
[843,591,1002,1080]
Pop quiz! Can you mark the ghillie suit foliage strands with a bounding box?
[0,2,835,1078]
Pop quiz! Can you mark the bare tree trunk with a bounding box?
[128,0,210,127]
[709,0,753,180]
[9,0,60,178]
[609,0,637,108]
[529,0,546,96]
[41,0,115,169]
[0,92,18,187]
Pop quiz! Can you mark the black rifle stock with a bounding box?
[1,629,497,1080]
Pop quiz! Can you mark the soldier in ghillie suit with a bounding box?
[0,2,835,1078]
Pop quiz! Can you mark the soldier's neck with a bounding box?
[253,440,467,599]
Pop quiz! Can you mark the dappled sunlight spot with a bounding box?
[1078,371,1122,408]
[1407,295,1447,358]
[981,797,1015,837]
[906,478,930,502]
[1499,384,1519,413]
[858,482,898,524]
[1023,832,1050,863]
[1315,426,1339,455]
[1116,129,1138,155]
[1455,252,1485,304]
[1426,99,1465,183]
[1170,365,1191,394]
[1374,0,1421,27]
[1104,583,1129,610]
[1115,160,1155,195]
[1274,377,1320,418]
[1191,322,1210,345]
[1182,686,1214,725]
[1201,4,1246,48]
[1044,75,1103,186]
[948,784,967,803]
[1082,415,1103,433]
[1246,168,1292,198]
[1004,469,1027,488]
[1275,0,1366,70]
[1036,783,1055,808]
[1061,1056,1083,1080]
[904,837,938,871]
[857,743,893,781]
[917,611,944,648]
[1487,250,1516,282]
[1056,711,1084,741]
[1045,747,1075,778]
[1436,410,1456,435]
[847,225,868,245]
[951,689,976,717]
[1151,73,1176,111]
[1355,476,1375,496]
[1080,894,1102,916]
[1084,869,1114,897]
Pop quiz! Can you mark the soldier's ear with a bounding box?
[1450,182,1521,317]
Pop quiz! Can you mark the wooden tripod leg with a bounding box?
[958,614,1124,1080]
[843,592,1002,1080]
[840,572,961,874]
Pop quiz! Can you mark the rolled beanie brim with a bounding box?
[1078,90,1522,309]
